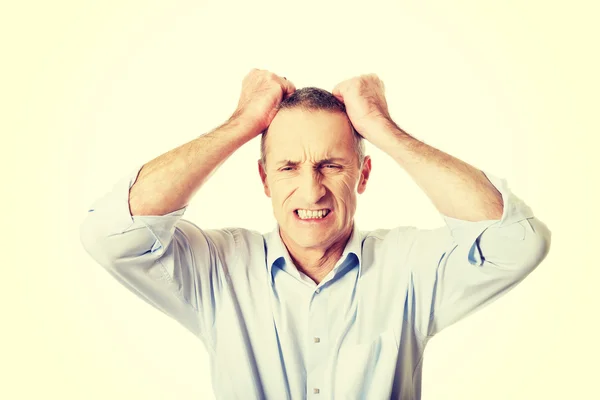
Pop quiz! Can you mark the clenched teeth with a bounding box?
[296,209,330,219]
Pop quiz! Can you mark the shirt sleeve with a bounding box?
[409,171,552,338]
[79,164,236,342]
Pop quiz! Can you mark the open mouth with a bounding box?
[294,209,332,220]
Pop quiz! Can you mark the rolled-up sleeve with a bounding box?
[79,164,234,341]
[410,171,552,338]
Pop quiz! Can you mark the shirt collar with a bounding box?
[265,222,363,285]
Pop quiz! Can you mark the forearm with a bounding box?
[129,113,260,216]
[372,119,503,222]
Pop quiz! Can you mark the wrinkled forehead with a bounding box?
[264,109,356,165]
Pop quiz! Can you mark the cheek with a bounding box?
[330,176,358,206]
[269,179,296,205]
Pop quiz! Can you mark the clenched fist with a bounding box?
[332,73,394,144]
[233,69,296,135]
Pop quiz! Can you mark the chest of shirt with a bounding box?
[199,230,424,398]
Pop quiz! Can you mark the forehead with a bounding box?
[265,109,355,164]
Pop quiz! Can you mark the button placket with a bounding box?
[307,287,328,397]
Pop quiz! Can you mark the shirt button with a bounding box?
[313,337,320,343]
[313,388,320,394]
[315,288,320,294]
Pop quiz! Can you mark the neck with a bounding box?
[281,224,354,285]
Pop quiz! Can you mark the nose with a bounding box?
[298,169,326,204]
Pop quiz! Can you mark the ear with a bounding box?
[258,160,271,197]
[357,156,372,194]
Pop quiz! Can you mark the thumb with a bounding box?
[332,88,344,103]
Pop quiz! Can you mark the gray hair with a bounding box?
[259,87,365,168]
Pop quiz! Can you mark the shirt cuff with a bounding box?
[441,171,535,266]
[85,163,188,241]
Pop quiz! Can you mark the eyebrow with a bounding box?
[274,157,348,168]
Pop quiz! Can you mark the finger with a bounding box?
[331,83,345,102]
[332,84,340,97]
[280,75,296,99]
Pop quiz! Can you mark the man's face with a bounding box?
[258,108,371,251]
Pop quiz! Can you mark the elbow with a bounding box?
[516,217,552,274]
[79,213,96,255]
[79,216,112,268]
[79,211,127,268]
[478,217,552,274]
[79,212,170,268]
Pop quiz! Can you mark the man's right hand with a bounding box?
[232,68,296,135]
[124,69,295,217]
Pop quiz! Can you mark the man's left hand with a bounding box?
[332,74,395,142]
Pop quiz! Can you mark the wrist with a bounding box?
[226,111,265,139]
[362,117,409,150]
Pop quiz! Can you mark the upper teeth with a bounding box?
[297,209,329,219]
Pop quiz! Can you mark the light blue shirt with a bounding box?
[80,164,551,400]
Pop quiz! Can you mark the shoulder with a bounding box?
[228,226,268,252]
[173,223,270,271]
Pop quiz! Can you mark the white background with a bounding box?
[2,0,598,398]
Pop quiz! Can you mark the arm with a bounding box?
[333,73,501,222]
[333,74,551,337]
[79,69,296,339]
[359,118,503,222]
[407,174,551,338]
[129,68,296,216]
[128,114,261,217]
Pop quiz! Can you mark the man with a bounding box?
[80,69,551,399]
